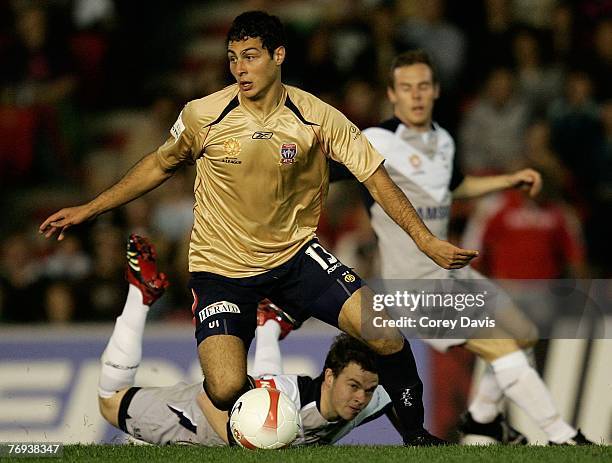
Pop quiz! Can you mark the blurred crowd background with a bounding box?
[0,0,611,325]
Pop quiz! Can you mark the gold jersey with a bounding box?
[156,84,384,277]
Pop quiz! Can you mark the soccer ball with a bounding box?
[229,387,301,449]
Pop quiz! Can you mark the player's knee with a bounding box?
[205,375,246,411]
[365,337,404,356]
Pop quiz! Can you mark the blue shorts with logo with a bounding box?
[189,239,364,346]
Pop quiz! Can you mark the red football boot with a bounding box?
[257,299,300,340]
[125,234,169,306]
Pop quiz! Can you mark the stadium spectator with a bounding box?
[150,170,195,245]
[463,0,515,85]
[300,26,343,104]
[548,70,602,201]
[593,100,612,198]
[511,0,558,29]
[394,0,466,130]
[119,94,181,173]
[44,280,78,324]
[41,234,91,281]
[1,5,76,107]
[0,4,79,183]
[466,188,587,280]
[582,18,612,102]
[549,2,576,63]
[340,79,382,130]
[459,67,531,174]
[585,99,612,276]
[522,120,582,204]
[75,223,128,321]
[511,28,564,117]
[394,0,466,93]
[0,232,45,323]
[322,3,378,86]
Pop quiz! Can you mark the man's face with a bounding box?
[388,63,439,130]
[326,362,378,421]
[227,36,284,101]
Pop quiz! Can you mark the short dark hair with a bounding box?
[226,11,286,57]
[323,334,378,377]
[388,50,438,87]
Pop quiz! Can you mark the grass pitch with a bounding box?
[4,444,609,463]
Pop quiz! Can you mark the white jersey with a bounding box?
[122,375,391,447]
[254,374,392,445]
[363,118,464,279]
[359,119,512,353]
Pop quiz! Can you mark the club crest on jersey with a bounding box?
[222,138,242,164]
[280,143,297,164]
[409,154,422,168]
[224,138,241,156]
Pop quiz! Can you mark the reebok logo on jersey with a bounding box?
[252,131,273,139]
[198,301,240,322]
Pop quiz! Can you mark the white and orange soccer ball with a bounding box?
[229,387,301,449]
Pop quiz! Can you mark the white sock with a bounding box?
[468,365,504,423]
[524,347,537,367]
[492,350,576,443]
[98,285,149,398]
[251,321,283,377]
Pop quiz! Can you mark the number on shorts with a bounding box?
[305,243,338,270]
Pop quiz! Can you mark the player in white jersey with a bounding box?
[97,235,392,446]
[359,51,591,445]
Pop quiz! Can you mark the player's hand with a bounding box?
[508,168,542,197]
[39,204,95,241]
[421,236,479,270]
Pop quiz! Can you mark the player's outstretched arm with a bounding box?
[197,392,230,443]
[453,168,542,199]
[363,165,478,270]
[39,151,175,240]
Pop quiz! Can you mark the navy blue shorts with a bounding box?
[189,239,364,346]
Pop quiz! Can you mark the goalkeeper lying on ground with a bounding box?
[98,235,396,446]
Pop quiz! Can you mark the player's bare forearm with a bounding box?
[363,165,478,269]
[39,152,175,240]
[452,175,512,199]
[453,169,542,199]
[89,152,174,216]
[196,392,229,443]
[363,165,433,250]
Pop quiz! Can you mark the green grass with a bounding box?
[3,444,610,463]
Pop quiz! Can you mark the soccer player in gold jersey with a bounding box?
[40,11,478,445]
